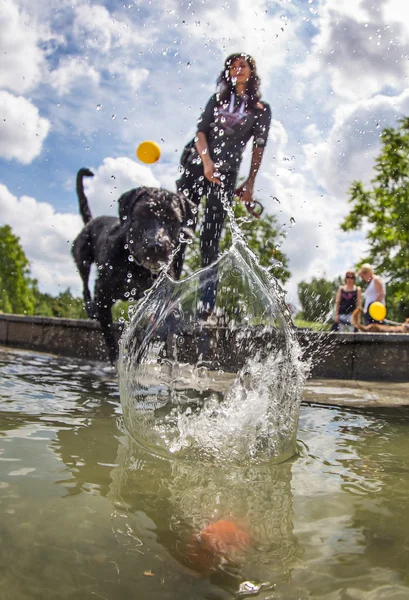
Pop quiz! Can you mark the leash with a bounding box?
[245,200,264,218]
[383,318,406,326]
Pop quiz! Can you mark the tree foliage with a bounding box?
[32,288,87,319]
[0,224,87,319]
[297,276,340,322]
[0,225,36,314]
[184,199,291,284]
[341,117,409,318]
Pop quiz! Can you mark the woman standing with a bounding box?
[175,53,271,318]
[332,271,363,331]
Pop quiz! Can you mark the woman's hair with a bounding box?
[216,53,261,108]
[358,263,373,276]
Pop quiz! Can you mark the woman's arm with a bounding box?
[235,146,265,205]
[236,102,271,208]
[357,287,363,310]
[195,132,220,185]
[374,277,385,302]
[334,287,342,322]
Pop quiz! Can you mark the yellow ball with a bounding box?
[368,301,386,321]
[136,140,161,164]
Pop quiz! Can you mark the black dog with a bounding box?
[72,168,194,364]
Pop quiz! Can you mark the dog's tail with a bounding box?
[351,307,368,332]
[76,168,94,224]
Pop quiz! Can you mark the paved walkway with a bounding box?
[303,379,409,408]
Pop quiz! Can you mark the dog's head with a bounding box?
[118,187,195,273]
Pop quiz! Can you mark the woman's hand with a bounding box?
[236,179,263,218]
[203,159,221,185]
[235,179,254,204]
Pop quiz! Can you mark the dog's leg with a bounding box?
[72,230,97,318]
[94,280,118,364]
[77,259,96,319]
[96,304,118,364]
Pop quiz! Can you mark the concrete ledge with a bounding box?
[0,313,408,381]
[0,313,110,362]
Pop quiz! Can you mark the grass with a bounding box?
[293,318,331,331]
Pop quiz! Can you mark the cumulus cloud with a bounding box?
[0,91,50,164]
[0,184,83,294]
[303,87,409,199]
[297,0,409,101]
[0,0,46,93]
[73,4,153,52]
[174,0,302,79]
[76,156,160,217]
[48,57,100,96]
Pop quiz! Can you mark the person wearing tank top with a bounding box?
[331,270,362,331]
[358,263,386,324]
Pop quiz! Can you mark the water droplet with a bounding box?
[96,104,102,111]
[112,114,116,120]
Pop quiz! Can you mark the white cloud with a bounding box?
[108,62,150,93]
[73,4,153,52]
[0,0,46,93]
[0,184,83,294]
[297,0,409,101]
[177,0,302,79]
[48,57,100,96]
[74,156,161,217]
[0,91,50,164]
[303,87,409,198]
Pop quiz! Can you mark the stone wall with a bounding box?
[0,313,408,381]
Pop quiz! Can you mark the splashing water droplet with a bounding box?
[96,104,102,111]
[118,238,306,466]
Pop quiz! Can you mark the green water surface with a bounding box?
[0,348,408,599]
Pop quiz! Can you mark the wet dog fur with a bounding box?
[72,168,194,364]
[351,308,409,333]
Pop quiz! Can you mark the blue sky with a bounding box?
[1,0,409,304]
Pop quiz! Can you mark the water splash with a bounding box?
[118,237,306,466]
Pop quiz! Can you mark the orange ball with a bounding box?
[136,140,161,164]
[187,519,251,573]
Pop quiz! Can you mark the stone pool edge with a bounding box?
[0,313,408,381]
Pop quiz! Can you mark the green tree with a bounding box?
[297,276,339,322]
[32,287,87,319]
[184,199,291,284]
[341,117,409,319]
[0,225,36,314]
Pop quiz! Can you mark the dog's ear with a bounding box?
[118,187,149,224]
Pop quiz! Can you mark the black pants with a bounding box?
[175,159,237,313]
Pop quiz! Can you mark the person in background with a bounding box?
[358,263,386,324]
[175,52,271,319]
[331,270,362,332]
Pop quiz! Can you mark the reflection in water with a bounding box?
[1,349,409,598]
[109,428,302,593]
